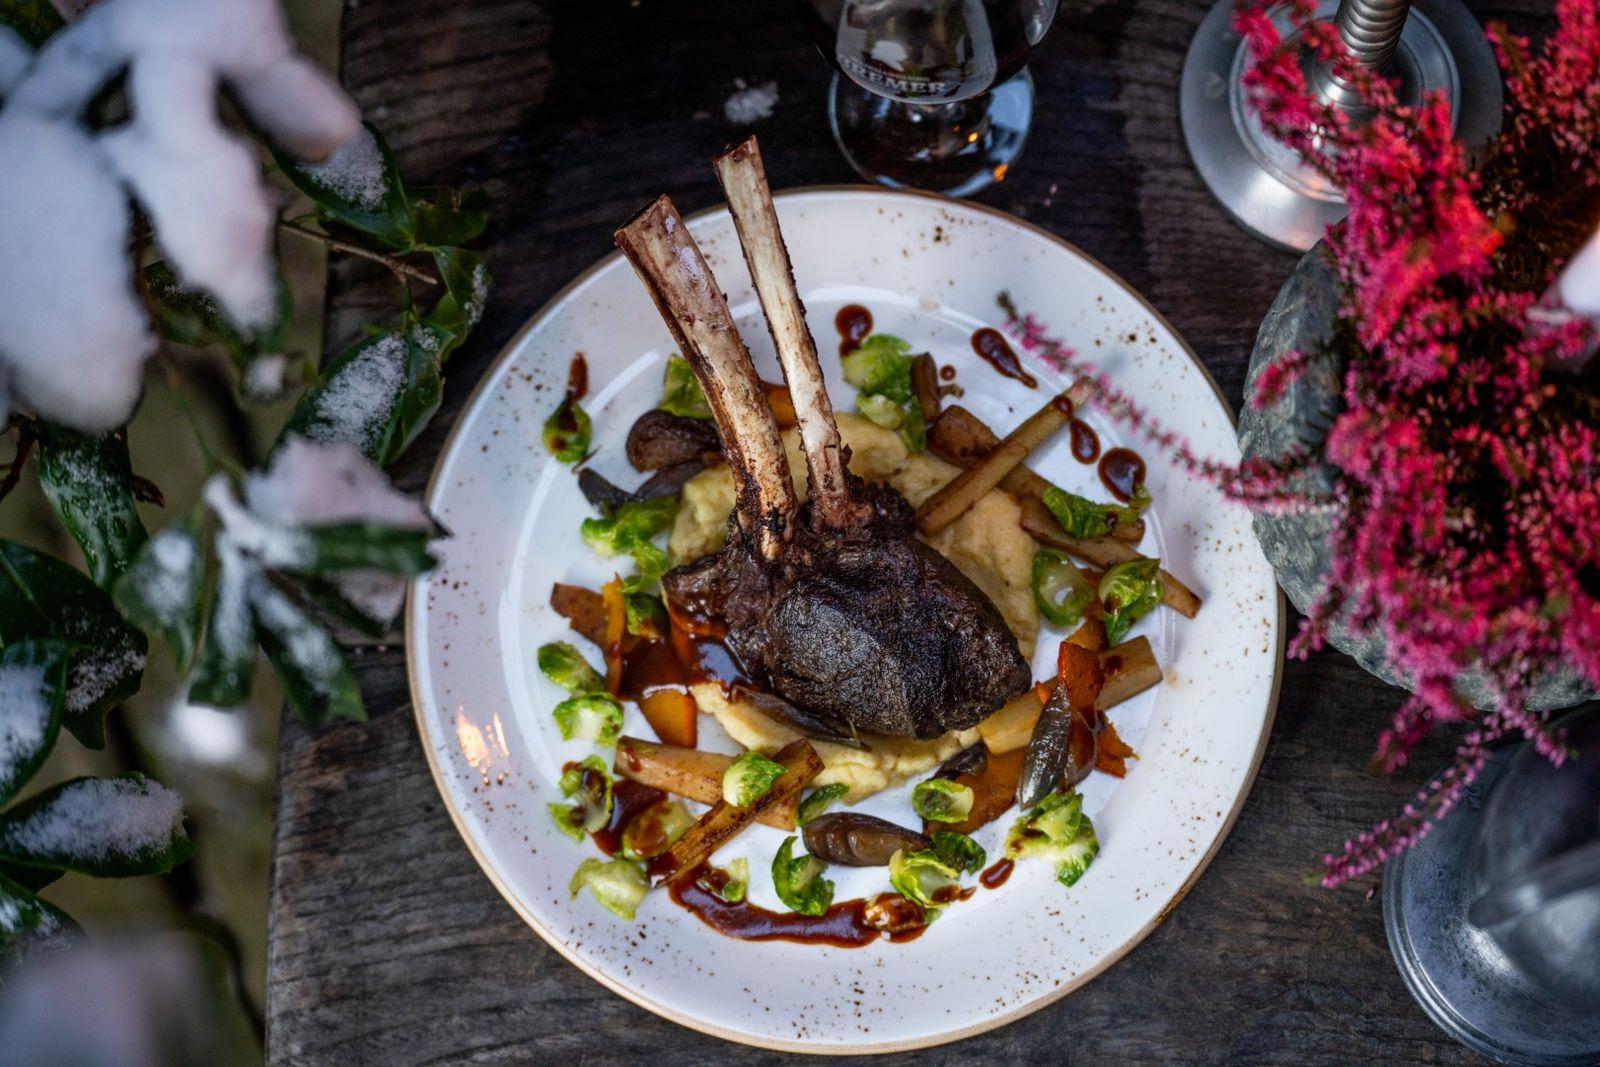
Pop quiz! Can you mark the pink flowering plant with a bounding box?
[1003,0,1600,885]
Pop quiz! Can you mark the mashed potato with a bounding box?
[669,412,1039,800]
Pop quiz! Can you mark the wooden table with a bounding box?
[267,1,1543,1061]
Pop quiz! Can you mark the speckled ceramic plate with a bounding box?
[407,188,1283,1053]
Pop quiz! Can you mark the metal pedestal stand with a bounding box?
[1179,0,1503,252]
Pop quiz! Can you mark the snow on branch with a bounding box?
[0,0,359,433]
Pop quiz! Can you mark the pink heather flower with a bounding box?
[1009,0,1600,888]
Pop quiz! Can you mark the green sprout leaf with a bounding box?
[1004,790,1099,889]
[0,541,147,749]
[569,857,649,920]
[1099,558,1163,645]
[912,778,974,824]
[620,797,694,862]
[856,392,903,430]
[722,751,786,807]
[712,857,749,903]
[115,516,206,671]
[537,642,604,694]
[888,847,959,908]
[841,334,914,400]
[660,355,712,419]
[34,422,148,588]
[624,592,667,639]
[548,756,612,840]
[543,396,591,464]
[771,836,833,916]
[0,773,194,878]
[1032,549,1095,628]
[929,831,986,874]
[0,641,68,807]
[796,783,849,825]
[1041,485,1144,540]
[552,693,624,745]
[579,497,677,557]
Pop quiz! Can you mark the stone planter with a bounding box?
[1236,246,1594,711]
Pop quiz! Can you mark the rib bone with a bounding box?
[615,195,795,560]
[713,138,867,530]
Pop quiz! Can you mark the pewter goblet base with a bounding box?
[1179,0,1502,252]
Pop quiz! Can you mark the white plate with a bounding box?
[407,188,1283,1053]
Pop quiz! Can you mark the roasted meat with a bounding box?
[613,138,1031,740]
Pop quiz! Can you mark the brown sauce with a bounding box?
[670,874,928,946]
[1098,447,1146,502]
[592,780,665,857]
[930,883,978,905]
[566,352,588,401]
[1050,394,1075,417]
[615,620,750,703]
[980,858,1014,889]
[1070,419,1100,464]
[938,364,957,381]
[836,304,873,356]
[970,328,1038,388]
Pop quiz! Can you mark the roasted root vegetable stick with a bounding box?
[614,736,799,830]
[978,636,1163,754]
[646,739,822,886]
[927,405,1142,542]
[1020,499,1202,618]
[915,378,1097,536]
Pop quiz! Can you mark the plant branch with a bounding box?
[0,420,37,507]
[277,221,437,287]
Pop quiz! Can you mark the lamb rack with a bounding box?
[614,138,1032,741]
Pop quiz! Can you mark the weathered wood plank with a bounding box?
[268,0,1547,1061]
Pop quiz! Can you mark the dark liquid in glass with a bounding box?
[798,0,1058,104]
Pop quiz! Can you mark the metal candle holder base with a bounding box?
[1383,744,1600,1066]
[1180,0,1504,252]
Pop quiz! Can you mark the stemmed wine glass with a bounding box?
[797,0,1060,198]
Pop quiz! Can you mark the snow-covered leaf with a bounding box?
[0,0,63,46]
[250,577,363,726]
[0,863,61,893]
[422,247,490,362]
[0,542,146,749]
[35,421,148,588]
[275,122,411,250]
[0,872,76,963]
[0,640,68,807]
[410,186,489,247]
[187,538,255,709]
[301,523,434,576]
[281,327,441,464]
[0,773,193,878]
[144,261,291,387]
[114,514,205,671]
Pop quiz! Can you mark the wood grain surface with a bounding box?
[267,1,1550,1062]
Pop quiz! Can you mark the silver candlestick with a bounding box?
[1179,0,1504,252]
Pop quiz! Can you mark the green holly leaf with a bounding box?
[114,514,206,671]
[274,121,413,251]
[421,247,489,361]
[0,640,68,806]
[280,327,442,464]
[0,873,77,963]
[0,542,146,749]
[0,773,194,878]
[143,263,292,389]
[300,523,434,575]
[34,421,148,588]
[409,186,490,247]
[187,542,256,709]
[0,0,64,46]
[250,578,364,727]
